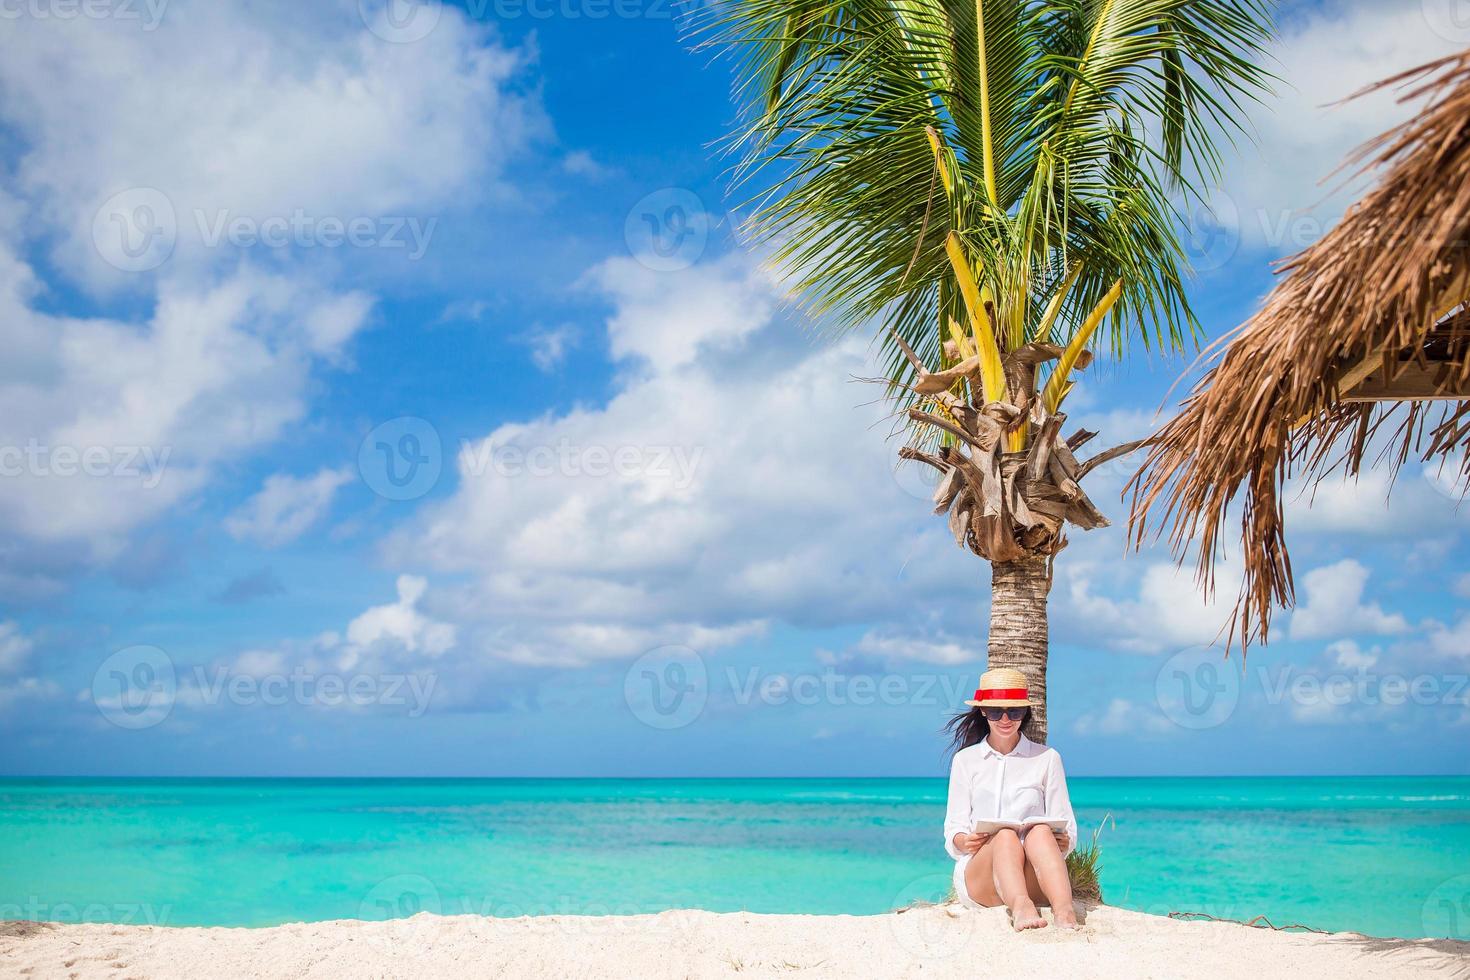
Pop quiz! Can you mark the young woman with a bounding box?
[942,667,1080,931]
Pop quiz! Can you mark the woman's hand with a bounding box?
[952,832,990,855]
[1053,831,1070,852]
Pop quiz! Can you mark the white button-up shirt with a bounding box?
[942,732,1078,860]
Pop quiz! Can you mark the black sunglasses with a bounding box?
[980,707,1027,722]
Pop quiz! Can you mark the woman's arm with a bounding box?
[1045,750,1078,859]
[942,752,972,859]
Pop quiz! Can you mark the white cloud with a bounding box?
[0,266,370,550]
[586,253,780,373]
[338,575,457,667]
[1426,615,1470,660]
[0,0,541,292]
[1073,698,1174,736]
[1453,573,1470,599]
[0,1,541,589]
[1284,469,1468,537]
[850,629,977,667]
[0,621,34,674]
[0,676,62,711]
[225,467,353,547]
[232,649,288,678]
[1288,559,1411,641]
[1222,0,1465,254]
[1058,559,1237,654]
[1326,638,1379,672]
[386,250,977,667]
[522,324,578,372]
[562,150,610,180]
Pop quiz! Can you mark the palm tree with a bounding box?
[708,0,1275,741]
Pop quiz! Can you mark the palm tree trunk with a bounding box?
[988,554,1052,743]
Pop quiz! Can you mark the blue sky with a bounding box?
[1,0,1468,778]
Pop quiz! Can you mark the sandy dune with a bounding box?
[3,902,1466,979]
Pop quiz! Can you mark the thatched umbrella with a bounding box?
[1128,50,1470,651]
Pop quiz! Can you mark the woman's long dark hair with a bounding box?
[944,705,1034,756]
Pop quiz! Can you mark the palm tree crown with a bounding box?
[711,0,1275,409]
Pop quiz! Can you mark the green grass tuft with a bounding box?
[1066,813,1113,903]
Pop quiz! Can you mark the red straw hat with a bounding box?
[964,667,1033,708]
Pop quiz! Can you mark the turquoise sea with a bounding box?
[2,776,1468,940]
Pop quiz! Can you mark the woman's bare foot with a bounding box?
[1053,905,1080,930]
[1009,900,1048,931]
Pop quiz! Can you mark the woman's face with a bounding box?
[987,706,1023,738]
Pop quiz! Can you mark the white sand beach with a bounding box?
[3,902,1466,979]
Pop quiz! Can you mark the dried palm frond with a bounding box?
[1128,50,1470,651]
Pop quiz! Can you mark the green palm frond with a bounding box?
[707,0,1276,430]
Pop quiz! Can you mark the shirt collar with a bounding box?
[980,732,1034,758]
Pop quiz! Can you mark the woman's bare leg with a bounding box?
[986,829,1046,930]
[961,836,1049,910]
[1022,830,1078,928]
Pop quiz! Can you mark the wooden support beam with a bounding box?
[1341,362,1470,402]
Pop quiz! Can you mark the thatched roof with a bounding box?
[1127,50,1470,651]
